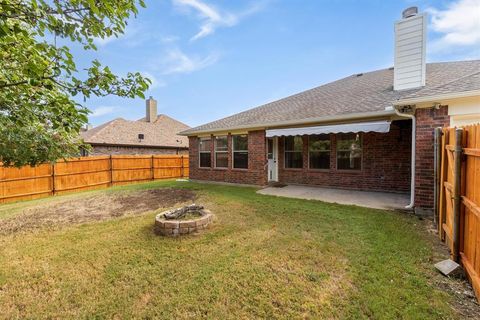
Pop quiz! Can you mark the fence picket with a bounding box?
[438,124,480,302]
[0,155,189,204]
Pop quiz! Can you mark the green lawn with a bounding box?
[0,181,457,319]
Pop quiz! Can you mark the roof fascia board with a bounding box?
[87,142,188,149]
[395,90,480,106]
[198,129,249,137]
[179,110,396,136]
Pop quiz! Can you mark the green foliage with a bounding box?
[0,0,151,166]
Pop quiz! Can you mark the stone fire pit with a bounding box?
[154,204,213,236]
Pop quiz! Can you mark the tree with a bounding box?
[0,0,151,166]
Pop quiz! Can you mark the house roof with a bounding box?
[181,60,480,135]
[81,114,190,148]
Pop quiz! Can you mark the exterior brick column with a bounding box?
[188,136,199,173]
[414,106,450,213]
[247,130,268,185]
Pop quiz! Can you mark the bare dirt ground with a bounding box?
[422,218,480,319]
[0,188,196,235]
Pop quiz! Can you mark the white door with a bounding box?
[267,137,278,182]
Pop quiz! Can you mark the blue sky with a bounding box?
[77,0,480,127]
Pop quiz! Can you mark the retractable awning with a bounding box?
[265,120,391,137]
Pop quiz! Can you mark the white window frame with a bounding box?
[308,135,331,170]
[232,134,248,169]
[336,133,363,171]
[284,136,303,169]
[198,137,212,168]
[214,135,228,168]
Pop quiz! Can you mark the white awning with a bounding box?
[265,120,391,137]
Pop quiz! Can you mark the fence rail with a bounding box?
[0,155,189,204]
[437,124,480,302]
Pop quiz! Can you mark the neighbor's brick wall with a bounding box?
[414,106,450,211]
[89,145,189,156]
[188,130,267,185]
[277,120,412,193]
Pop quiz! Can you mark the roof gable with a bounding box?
[81,114,190,148]
[181,60,480,135]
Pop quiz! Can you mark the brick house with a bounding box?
[81,97,190,156]
[180,8,480,215]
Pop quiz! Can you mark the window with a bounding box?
[79,147,89,157]
[267,138,273,160]
[337,133,362,170]
[285,136,303,168]
[199,137,212,168]
[215,136,228,168]
[309,135,330,169]
[233,135,248,169]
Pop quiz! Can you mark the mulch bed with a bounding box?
[0,188,195,235]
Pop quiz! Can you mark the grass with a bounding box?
[0,180,457,319]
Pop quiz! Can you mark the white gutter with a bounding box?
[394,107,416,209]
[179,109,396,136]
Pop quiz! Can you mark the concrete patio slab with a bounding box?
[257,185,410,210]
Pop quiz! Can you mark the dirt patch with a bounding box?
[421,218,480,318]
[0,188,195,235]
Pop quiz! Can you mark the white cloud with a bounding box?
[173,0,268,41]
[141,72,166,89]
[93,23,142,46]
[161,48,220,74]
[160,35,180,43]
[93,36,116,46]
[90,106,116,117]
[427,0,480,53]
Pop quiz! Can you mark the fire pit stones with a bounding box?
[155,204,213,236]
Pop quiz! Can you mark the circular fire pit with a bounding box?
[155,204,213,236]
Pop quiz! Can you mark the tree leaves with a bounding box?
[0,0,150,167]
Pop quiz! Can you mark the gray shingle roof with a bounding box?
[181,60,480,135]
[81,114,190,148]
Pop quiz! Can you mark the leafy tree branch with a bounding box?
[0,0,151,166]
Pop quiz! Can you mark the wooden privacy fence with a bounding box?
[437,124,480,301]
[0,155,189,204]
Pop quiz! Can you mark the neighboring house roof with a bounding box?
[81,114,190,148]
[181,60,480,135]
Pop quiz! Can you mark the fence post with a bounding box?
[433,127,442,226]
[151,155,155,180]
[181,155,184,178]
[452,128,463,262]
[52,163,56,196]
[109,155,113,186]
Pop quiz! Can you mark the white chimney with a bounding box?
[394,7,427,91]
[145,96,157,123]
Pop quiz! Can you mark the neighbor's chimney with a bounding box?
[394,7,427,91]
[146,96,157,123]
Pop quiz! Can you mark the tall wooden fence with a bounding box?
[437,124,480,301]
[0,155,189,204]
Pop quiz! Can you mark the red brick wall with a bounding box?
[189,122,411,192]
[277,120,412,193]
[414,106,449,211]
[89,145,188,156]
[188,130,267,185]
[188,110,450,212]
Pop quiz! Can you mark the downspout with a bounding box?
[394,107,415,209]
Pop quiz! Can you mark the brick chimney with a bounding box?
[146,96,157,123]
[394,7,427,91]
